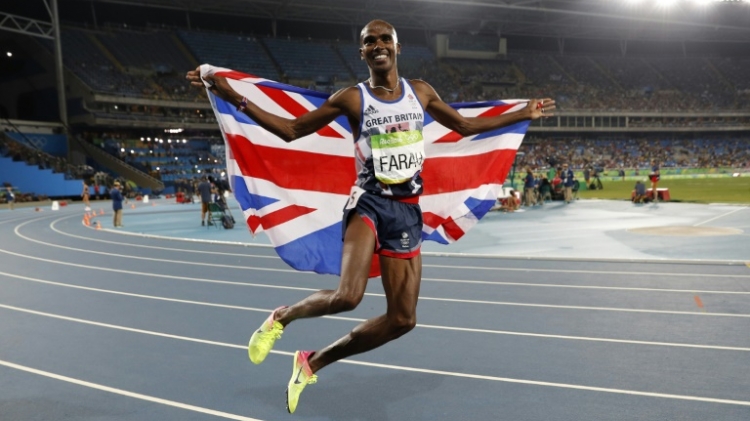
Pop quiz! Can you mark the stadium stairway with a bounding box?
[548,55,578,85]
[641,58,673,89]
[257,39,285,80]
[170,33,200,69]
[85,32,126,73]
[509,63,527,85]
[587,56,623,91]
[332,45,357,80]
[68,136,164,192]
[703,58,736,92]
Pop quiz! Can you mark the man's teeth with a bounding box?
[374,55,387,60]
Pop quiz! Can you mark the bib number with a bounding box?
[345,186,366,210]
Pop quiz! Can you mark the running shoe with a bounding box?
[286,350,317,414]
[247,306,285,364]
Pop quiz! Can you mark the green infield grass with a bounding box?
[577,177,750,204]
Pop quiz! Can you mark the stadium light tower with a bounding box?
[0,0,67,129]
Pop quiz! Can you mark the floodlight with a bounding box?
[6,51,11,57]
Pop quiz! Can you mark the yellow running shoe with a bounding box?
[247,307,285,364]
[286,350,317,414]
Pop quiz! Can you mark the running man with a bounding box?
[187,19,554,414]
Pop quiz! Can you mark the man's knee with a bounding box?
[329,291,363,313]
[387,313,417,337]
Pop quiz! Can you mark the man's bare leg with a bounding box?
[306,251,422,373]
[274,214,376,325]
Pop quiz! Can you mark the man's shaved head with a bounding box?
[360,19,398,45]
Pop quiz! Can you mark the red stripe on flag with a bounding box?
[260,205,316,230]
[216,70,259,80]
[256,85,345,139]
[247,215,261,233]
[434,104,517,143]
[422,148,517,195]
[441,217,465,241]
[225,134,355,195]
[422,212,446,229]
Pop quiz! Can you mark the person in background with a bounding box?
[583,166,591,187]
[523,168,536,207]
[649,160,661,202]
[5,185,15,210]
[197,176,214,226]
[82,181,91,211]
[111,181,124,227]
[561,163,575,204]
[538,175,552,205]
[633,180,648,204]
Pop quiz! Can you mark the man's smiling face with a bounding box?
[360,20,400,72]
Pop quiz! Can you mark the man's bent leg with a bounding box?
[306,252,422,374]
[250,214,376,364]
[275,214,375,326]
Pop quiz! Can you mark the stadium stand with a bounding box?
[262,37,351,81]
[36,24,750,113]
[178,31,279,80]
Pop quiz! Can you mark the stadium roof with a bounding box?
[89,0,750,42]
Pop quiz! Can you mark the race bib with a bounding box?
[371,129,424,185]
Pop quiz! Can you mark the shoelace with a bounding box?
[263,328,282,342]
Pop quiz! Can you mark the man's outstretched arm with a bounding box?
[412,80,555,137]
[187,67,352,143]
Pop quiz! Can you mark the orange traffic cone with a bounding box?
[95,221,102,230]
[130,204,136,209]
[99,209,104,215]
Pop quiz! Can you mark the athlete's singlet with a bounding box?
[354,78,425,198]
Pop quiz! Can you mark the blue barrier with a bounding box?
[0,156,83,196]
[5,133,68,158]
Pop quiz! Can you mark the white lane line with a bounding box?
[2,304,750,407]
[51,217,278,259]
[694,207,747,227]
[2,247,749,318]
[3,273,750,351]
[30,217,750,287]
[421,277,750,295]
[0,359,264,421]
[41,224,750,293]
[422,263,750,279]
[50,213,750,280]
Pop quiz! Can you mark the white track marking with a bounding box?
[3,239,750,318]
[25,217,750,289]
[46,214,750,278]
[0,359,265,421]
[694,207,746,227]
[2,304,750,407]
[2,247,749,318]
[2,273,750,351]
[51,217,278,259]
[420,277,750,294]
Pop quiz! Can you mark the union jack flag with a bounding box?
[201,65,530,276]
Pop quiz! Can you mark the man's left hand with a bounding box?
[528,98,555,119]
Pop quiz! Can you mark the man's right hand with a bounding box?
[186,66,241,105]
